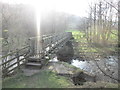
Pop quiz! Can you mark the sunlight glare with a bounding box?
[33,2,42,57]
[1,0,94,17]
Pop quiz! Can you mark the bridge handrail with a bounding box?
[1,45,30,59]
[28,32,72,53]
[1,45,30,77]
[1,32,72,77]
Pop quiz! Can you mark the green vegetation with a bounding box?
[65,29,79,32]
[3,69,118,88]
[109,30,118,43]
[58,61,83,73]
[3,70,72,88]
[79,47,97,53]
[72,29,118,43]
[71,30,118,55]
[72,30,87,43]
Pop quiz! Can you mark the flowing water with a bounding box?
[50,55,118,83]
[71,56,118,83]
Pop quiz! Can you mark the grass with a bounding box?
[109,30,118,40]
[71,29,118,43]
[71,30,118,55]
[2,29,118,88]
[72,31,86,43]
[78,46,98,53]
[71,30,97,53]
[2,60,119,88]
[2,70,72,88]
[65,29,79,32]
[3,70,119,88]
[58,61,83,73]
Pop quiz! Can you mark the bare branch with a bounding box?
[103,0,119,12]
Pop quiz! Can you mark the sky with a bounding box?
[0,0,118,17]
[0,0,97,17]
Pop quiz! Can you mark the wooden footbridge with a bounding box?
[1,32,72,77]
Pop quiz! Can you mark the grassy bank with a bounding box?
[2,61,119,88]
[3,70,72,88]
[71,30,118,55]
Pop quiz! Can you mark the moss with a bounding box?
[59,61,83,73]
[59,62,76,69]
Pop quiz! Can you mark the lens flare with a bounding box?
[35,5,41,57]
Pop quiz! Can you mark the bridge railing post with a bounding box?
[49,36,52,51]
[16,49,20,70]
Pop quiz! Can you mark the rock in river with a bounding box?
[56,41,74,64]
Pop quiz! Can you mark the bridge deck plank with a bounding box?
[26,62,42,66]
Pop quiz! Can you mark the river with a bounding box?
[71,56,118,83]
[50,56,118,83]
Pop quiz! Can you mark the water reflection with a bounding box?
[49,57,58,62]
[71,59,87,69]
[71,59,95,74]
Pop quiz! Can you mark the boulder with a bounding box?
[71,72,86,85]
[56,41,74,64]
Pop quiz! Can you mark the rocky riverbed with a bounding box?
[71,56,118,83]
[47,59,97,85]
[48,55,118,86]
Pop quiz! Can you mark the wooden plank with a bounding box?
[16,51,20,69]
[2,56,29,77]
[2,56,27,72]
[1,45,29,58]
[3,66,18,77]
[3,62,25,77]
[27,57,41,62]
[26,62,42,66]
[0,52,26,66]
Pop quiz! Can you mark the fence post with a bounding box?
[16,49,20,69]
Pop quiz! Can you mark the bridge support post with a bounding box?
[16,49,20,70]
